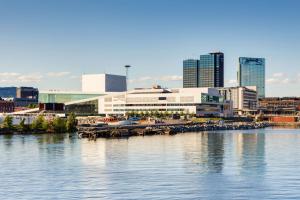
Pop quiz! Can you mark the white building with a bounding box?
[218,86,257,116]
[82,73,126,93]
[98,86,233,117]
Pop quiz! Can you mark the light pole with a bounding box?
[124,65,131,90]
[124,65,131,118]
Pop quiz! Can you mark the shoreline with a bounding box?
[77,122,270,139]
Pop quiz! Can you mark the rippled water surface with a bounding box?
[1,128,300,199]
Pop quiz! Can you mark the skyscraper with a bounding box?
[238,57,265,98]
[183,59,199,88]
[183,52,224,88]
[199,52,224,87]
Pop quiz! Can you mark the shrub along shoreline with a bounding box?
[0,113,77,134]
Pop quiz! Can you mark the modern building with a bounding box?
[183,52,224,88]
[218,86,258,116]
[0,87,39,107]
[183,59,199,88]
[98,86,233,117]
[199,52,224,87]
[258,97,300,116]
[39,91,105,104]
[82,73,126,93]
[238,57,265,98]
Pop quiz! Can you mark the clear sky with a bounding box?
[0,0,299,96]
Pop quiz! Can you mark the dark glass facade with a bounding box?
[199,52,224,87]
[183,59,199,88]
[238,57,265,98]
[183,52,224,88]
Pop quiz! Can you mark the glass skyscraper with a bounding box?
[183,52,224,88]
[238,57,265,98]
[183,59,199,88]
[199,52,224,87]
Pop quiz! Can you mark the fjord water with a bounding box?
[1,128,300,200]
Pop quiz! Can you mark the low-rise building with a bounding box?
[98,86,233,117]
[0,87,39,107]
[259,97,300,116]
[0,99,15,113]
[218,86,257,116]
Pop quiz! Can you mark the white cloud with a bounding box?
[69,75,79,79]
[129,75,182,83]
[159,75,183,81]
[17,74,43,83]
[273,73,284,78]
[266,72,296,85]
[0,72,43,83]
[47,71,71,77]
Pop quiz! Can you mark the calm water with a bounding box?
[1,128,300,200]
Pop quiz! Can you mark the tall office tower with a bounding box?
[238,57,265,98]
[199,52,224,87]
[183,59,199,88]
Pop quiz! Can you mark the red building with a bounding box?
[0,100,15,113]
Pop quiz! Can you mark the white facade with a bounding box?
[82,74,126,93]
[98,87,232,117]
[218,86,257,116]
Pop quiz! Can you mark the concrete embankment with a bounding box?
[77,122,270,140]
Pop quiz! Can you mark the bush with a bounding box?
[66,113,77,132]
[52,117,67,133]
[3,115,13,129]
[31,115,48,131]
[18,118,28,132]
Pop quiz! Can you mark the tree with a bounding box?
[3,115,13,129]
[18,118,27,132]
[66,113,77,132]
[52,117,67,133]
[31,115,47,131]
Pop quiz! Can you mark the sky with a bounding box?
[0,0,300,96]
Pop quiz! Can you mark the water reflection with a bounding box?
[235,130,266,173]
[1,129,300,199]
[182,132,224,173]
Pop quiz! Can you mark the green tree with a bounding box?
[18,118,27,132]
[52,117,67,133]
[3,115,13,129]
[66,113,77,132]
[31,115,47,131]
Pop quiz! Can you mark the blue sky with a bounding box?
[0,0,299,96]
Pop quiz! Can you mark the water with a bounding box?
[1,128,300,200]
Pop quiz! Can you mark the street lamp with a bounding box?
[124,65,131,118]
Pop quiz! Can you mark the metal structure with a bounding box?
[124,65,131,91]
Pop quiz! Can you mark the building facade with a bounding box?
[183,59,199,88]
[199,52,224,87]
[0,87,39,107]
[238,57,265,98]
[82,74,126,93]
[259,97,300,116]
[183,52,224,88]
[98,87,232,117]
[0,99,15,113]
[218,86,257,116]
[39,91,105,104]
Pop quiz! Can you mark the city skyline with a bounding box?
[0,0,300,97]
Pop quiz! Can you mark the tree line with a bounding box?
[1,113,77,133]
